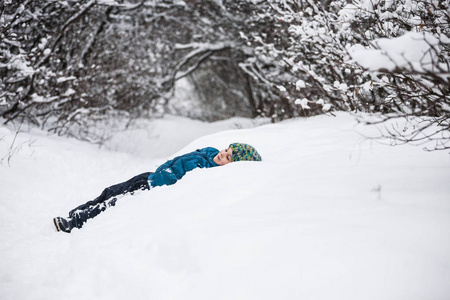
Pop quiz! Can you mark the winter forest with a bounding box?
[1,0,449,147]
[1,1,450,300]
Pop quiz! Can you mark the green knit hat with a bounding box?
[229,143,262,162]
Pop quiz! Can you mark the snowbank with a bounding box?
[1,113,449,300]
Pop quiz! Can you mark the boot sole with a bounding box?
[53,217,73,233]
[53,217,62,232]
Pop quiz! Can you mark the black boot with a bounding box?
[53,217,75,233]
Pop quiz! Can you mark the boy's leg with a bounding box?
[69,197,118,229]
[68,172,152,229]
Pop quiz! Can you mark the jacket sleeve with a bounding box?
[150,158,182,187]
[149,148,216,188]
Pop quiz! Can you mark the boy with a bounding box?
[53,143,262,233]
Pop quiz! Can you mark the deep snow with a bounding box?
[1,113,449,300]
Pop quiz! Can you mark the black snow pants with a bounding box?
[68,172,152,228]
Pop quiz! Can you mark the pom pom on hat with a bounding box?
[229,143,262,162]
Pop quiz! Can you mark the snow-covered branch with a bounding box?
[163,42,236,86]
[36,0,97,68]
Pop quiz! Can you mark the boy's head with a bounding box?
[229,143,262,162]
[213,143,262,166]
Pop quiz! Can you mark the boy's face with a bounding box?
[214,147,233,166]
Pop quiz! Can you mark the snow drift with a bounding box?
[1,113,449,300]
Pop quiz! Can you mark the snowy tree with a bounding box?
[1,0,110,141]
[1,0,449,149]
[1,0,259,140]
[235,0,449,149]
[344,1,450,151]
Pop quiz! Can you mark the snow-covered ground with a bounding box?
[1,113,449,300]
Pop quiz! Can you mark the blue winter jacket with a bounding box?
[148,147,219,188]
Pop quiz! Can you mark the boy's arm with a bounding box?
[150,154,198,188]
[150,158,180,188]
[149,148,218,188]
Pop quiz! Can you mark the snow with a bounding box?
[348,32,441,72]
[322,103,332,112]
[295,79,306,90]
[56,76,76,84]
[6,54,35,76]
[1,113,450,300]
[103,115,269,159]
[294,98,310,109]
[62,88,76,96]
[363,80,373,92]
[277,85,287,92]
[338,4,359,22]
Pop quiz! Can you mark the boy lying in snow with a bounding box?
[53,143,262,233]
